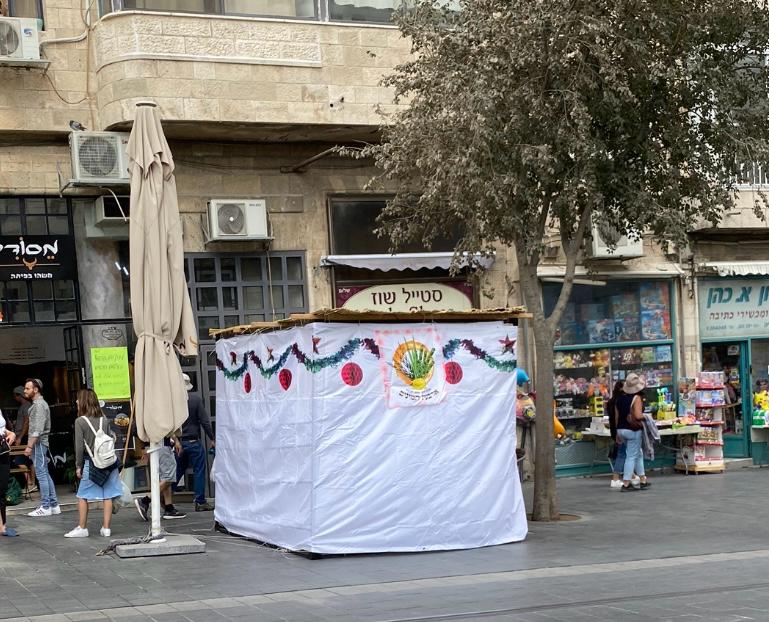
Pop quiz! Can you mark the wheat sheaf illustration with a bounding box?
[392,339,435,390]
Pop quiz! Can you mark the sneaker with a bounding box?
[195,502,214,512]
[162,507,186,520]
[134,497,149,522]
[27,506,52,517]
[64,526,89,538]
[630,477,641,486]
[50,505,61,515]
[99,527,111,537]
[610,480,623,489]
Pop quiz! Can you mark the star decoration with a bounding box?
[312,336,321,354]
[267,347,275,362]
[499,335,516,355]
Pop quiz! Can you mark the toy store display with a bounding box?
[752,386,769,427]
[553,345,676,442]
[675,371,725,474]
[553,282,672,347]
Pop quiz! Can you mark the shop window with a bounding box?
[546,280,676,449]
[0,197,72,236]
[544,280,672,347]
[0,278,78,324]
[329,197,462,255]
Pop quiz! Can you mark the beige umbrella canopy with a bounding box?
[129,103,198,444]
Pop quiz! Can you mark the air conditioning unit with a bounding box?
[70,131,130,185]
[207,199,269,241]
[590,221,644,259]
[94,195,130,226]
[0,17,40,61]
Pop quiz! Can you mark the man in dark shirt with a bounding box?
[175,373,215,511]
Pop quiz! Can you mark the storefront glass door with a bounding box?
[702,341,749,457]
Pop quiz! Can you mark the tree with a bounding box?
[363,0,769,520]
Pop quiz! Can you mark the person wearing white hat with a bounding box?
[614,373,650,492]
[174,373,215,511]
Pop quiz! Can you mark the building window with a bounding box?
[101,0,407,23]
[0,197,71,236]
[328,197,460,255]
[185,252,308,344]
[8,0,44,24]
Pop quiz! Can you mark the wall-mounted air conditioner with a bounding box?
[70,131,130,185]
[590,221,644,259]
[94,195,130,226]
[207,199,269,241]
[0,17,40,61]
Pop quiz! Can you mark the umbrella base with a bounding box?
[115,534,206,558]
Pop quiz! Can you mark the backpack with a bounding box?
[84,417,117,469]
[5,477,22,506]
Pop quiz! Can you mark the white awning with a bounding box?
[700,261,769,277]
[537,264,683,279]
[320,252,495,272]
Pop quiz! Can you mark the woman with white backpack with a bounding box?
[65,389,120,538]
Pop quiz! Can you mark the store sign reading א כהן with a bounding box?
[698,278,769,339]
[0,235,76,281]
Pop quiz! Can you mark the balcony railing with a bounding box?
[98,0,404,24]
[733,161,769,188]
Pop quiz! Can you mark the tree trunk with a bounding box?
[517,258,559,521]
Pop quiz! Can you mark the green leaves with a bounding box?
[371,0,769,259]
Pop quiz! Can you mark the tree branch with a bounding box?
[546,203,591,333]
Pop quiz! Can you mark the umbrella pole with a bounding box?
[148,442,165,540]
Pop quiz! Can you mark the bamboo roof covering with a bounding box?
[210,307,530,340]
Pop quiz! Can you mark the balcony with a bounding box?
[98,0,404,25]
[92,5,410,139]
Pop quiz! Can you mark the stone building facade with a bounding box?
[3,1,769,473]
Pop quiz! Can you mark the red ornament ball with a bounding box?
[243,372,252,393]
[279,368,292,391]
[444,361,463,384]
[341,362,363,386]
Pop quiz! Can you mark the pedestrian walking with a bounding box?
[175,374,215,511]
[134,435,186,521]
[607,381,627,489]
[65,389,120,538]
[23,379,60,517]
[0,410,19,537]
[615,373,651,492]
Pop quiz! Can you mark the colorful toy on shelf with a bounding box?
[754,388,769,412]
[697,371,725,389]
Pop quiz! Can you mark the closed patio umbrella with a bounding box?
[129,101,198,537]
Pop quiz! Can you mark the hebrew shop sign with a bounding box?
[698,278,769,339]
[0,235,76,281]
[335,282,474,312]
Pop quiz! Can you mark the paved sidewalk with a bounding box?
[1,468,769,620]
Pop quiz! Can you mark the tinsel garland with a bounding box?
[217,337,516,382]
[442,339,518,372]
[216,337,380,381]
